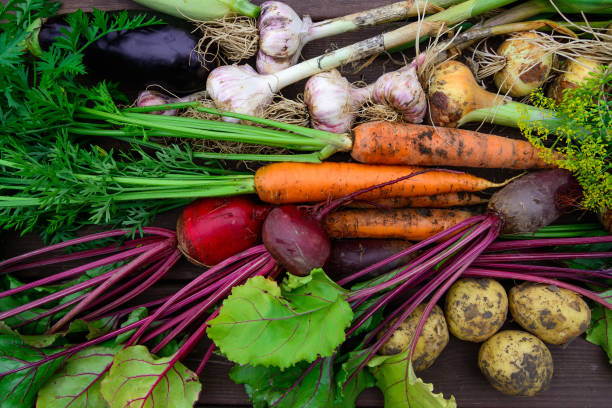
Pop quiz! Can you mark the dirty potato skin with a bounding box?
[444,278,508,342]
[509,283,591,345]
[378,304,449,371]
[478,330,553,396]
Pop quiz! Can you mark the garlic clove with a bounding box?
[206,64,277,122]
[258,1,305,58]
[372,63,427,123]
[136,90,178,116]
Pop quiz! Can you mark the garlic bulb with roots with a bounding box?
[206,64,278,122]
[304,62,426,133]
[304,70,371,133]
[255,0,453,74]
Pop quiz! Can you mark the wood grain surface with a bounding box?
[2,0,612,407]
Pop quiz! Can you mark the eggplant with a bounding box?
[324,239,419,282]
[37,16,218,94]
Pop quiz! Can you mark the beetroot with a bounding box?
[177,197,271,266]
[487,169,576,234]
[262,206,331,276]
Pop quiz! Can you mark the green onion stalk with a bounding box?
[131,0,261,20]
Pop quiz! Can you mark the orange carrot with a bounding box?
[351,121,556,169]
[254,162,508,204]
[323,208,477,241]
[346,192,487,209]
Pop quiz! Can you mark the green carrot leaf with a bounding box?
[368,348,456,408]
[586,289,612,364]
[207,268,353,368]
[0,334,66,408]
[230,357,335,408]
[36,345,120,408]
[99,345,201,408]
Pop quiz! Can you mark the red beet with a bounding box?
[177,197,271,266]
[262,206,331,276]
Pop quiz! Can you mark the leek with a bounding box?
[132,0,261,20]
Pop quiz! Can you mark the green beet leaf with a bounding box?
[36,345,120,408]
[0,321,60,348]
[368,349,456,408]
[0,334,66,408]
[115,307,148,345]
[99,345,201,408]
[586,289,612,364]
[230,357,335,408]
[334,350,376,408]
[207,268,353,368]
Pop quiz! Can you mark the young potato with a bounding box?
[444,278,508,342]
[478,330,553,396]
[378,303,449,371]
[509,283,590,345]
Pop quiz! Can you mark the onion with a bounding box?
[429,60,508,127]
[547,57,602,104]
[493,32,553,98]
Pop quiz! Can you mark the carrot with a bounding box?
[346,192,487,209]
[350,121,556,169]
[253,162,509,204]
[323,208,476,241]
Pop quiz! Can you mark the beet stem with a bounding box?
[487,234,612,252]
[470,262,612,278]
[196,342,217,376]
[338,215,486,286]
[477,252,612,263]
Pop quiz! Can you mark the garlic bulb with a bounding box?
[136,90,178,116]
[372,62,426,123]
[547,57,602,104]
[493,32,553,98]
[304,69,371,133]
[256,50,294,76]
[206,64,277,122]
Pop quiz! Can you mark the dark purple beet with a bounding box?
[262,206,331,277]
[37,16,217,93]
[488,169,576,234]
[324,239,418,281]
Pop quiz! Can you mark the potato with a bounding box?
[509,283,590,345]
[378,303,449,371]
[478,330,553,396]
[444,278,508,342]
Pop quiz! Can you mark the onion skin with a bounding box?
[177,197,271,267]
[494,32,553,98]
[487,169,575,234]
[262,206,331,276]
[324,239,416,281]
[547,58,602,105]
[429,60,507,127]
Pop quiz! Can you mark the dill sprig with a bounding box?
[520,66,611,212]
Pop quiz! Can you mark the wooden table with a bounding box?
[2,0,612,407]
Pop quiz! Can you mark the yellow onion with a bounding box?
[494,32,553,98]
[429,60,508,127]
[547,57,602,104]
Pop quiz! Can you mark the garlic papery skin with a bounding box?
[257,1,310,74]
[136,90,178,116]
[371,62,427,123]
[304,69,372,133]
[256,50,293,75]
[206,64,278,122]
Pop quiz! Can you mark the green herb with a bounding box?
[207,269,353,369]
[520,66,611,212]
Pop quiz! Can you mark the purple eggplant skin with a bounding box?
[324,239,417,282]
[488,169,576,234]
[37,16,217,94]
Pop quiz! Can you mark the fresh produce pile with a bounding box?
[1,0,611,407]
